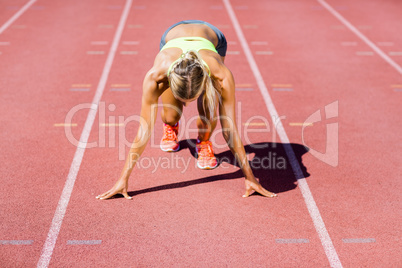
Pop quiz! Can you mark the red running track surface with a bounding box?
[0,0,401,267]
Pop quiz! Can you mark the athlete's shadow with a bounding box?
[126,141,310,197]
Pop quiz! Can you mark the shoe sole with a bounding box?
[160,144,180,152]
[197,161,218,170]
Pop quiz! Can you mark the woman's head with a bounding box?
[169,50,208,102]
[168,50,220,119]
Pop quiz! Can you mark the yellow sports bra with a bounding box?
[160,37,218,76]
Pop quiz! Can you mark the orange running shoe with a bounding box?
[160,122,180,152]
[196,139,218,170]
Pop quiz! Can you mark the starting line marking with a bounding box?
[0,42,10,45]
[226,51,240,55]
[12,25,27,29]
[91,41,108,45]
[0,240,33,245]
[276,239,310,244]
[70,88,90,92]
[225,0,342,267]
[67,240,102,245]
[54,123,77,127]
[243,25,258,29]
[107,5,122,9]
[289,122,314,127]
[243,122,267,126]
[122,41,139,45]
[100,123,124,127]
[37,1,134,266]
[256,51,273,55]
[356,51,374,56]
[251,41,268,45]
[98,24,113,29]
[342,238,375,243]
[87,51,105,55]
[120,51,137,55]
[377,42,393,46]
[272,84,292,87]
[71,84,91,87]
[389,52,402,56]
[235,87,253,91]
[318,0,402,75]
[273,87,293,91]
[210,5,223,10]
[111,84,131,87]
[341,41,357,46]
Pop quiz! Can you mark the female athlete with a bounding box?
[97,20,277,200]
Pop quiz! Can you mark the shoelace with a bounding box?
[197,141,214,158]
[163,125,177,141]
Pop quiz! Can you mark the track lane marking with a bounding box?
[318,0,402,75]
[0,0,37,35]
[223,0,343,267]
[276,239,310,244]
[37,1,133,267]
[53,123,77,127]
[0,240,33,245]
[67,240,102,245]
[342,238,375,243]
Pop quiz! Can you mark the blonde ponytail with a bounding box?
[169,50,220,120]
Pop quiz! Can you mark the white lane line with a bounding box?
[0,240,33,245]
[389,52,402,56]
[0,42,11,45]
[223,0,343,267]
[0,0,37,35]
[318,0,402,75]
[36,1,133,267]
[342,238,375,243]
[67,240,102,245]
[276,239,310,244]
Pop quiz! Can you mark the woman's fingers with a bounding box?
[96,190,112,199]
[244,179,277,198]
[96,186,132,200]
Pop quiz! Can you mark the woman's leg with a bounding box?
[160,87,183,125]
[196,92,217,141]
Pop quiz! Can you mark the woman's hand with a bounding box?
[96,178,132,200]
[243,176,277,198]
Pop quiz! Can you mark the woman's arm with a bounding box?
[219,68,277,198]
[96,70,161,200]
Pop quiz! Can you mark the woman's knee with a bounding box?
[161,107,182,125]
